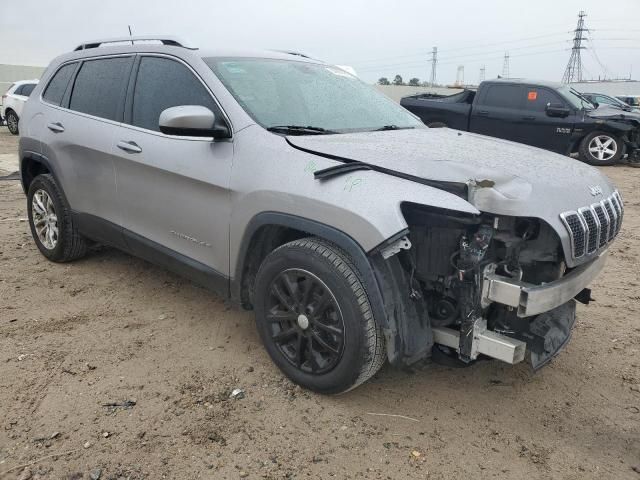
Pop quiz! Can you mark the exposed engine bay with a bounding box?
[396,204,591,369]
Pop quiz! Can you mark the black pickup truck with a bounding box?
[401,79,640,166]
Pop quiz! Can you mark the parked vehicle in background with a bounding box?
[616,95,640,108]
[401,79,640,166]
[582,92,640,112]
[1,79,39,135]
[18,37,622,393]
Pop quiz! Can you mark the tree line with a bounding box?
[377,75,424,86]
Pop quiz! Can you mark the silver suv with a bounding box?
[19,36,622,393]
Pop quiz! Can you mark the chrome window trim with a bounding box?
[38,52,234,142]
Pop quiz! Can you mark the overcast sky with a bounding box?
[1,0,638,84]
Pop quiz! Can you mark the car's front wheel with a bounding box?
[579,131,623,166]
[254,238,385,394]
[6,110,19,135]
[27,174,87,262]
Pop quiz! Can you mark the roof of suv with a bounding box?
[64,36,322,65]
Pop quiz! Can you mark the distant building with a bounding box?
[571,80,640,96]
[0,64,46,92]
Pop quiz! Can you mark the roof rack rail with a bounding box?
[74,35,195,51]
[271,49,313,59]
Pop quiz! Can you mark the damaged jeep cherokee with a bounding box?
[19,37,623,393]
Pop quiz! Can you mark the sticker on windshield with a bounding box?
[528,91,537,101]
[326,67,354,78]
[221,62,247,74]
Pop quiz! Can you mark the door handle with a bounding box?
[476,110,489,116]
[522,115,536,121]
[47,122,65,133]
[116,140,142,154]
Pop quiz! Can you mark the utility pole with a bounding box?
[502,52,510,79]
[429,47,438,87]
[562,11,588,83]
[479,65,486,84]
[455,65,464,87]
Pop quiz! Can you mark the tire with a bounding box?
[27,174,87,262]
[579,131,623,166]
[6,110,19,135]
[254,237,385,394]
[428,122,447,128]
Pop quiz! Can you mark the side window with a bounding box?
[522,88,565,112]
[22,84,36,97]
[14,85,25,95]
[481,85,522,108]
[43,63,77,106]
[131,56,220,132]
[69,57,133,121]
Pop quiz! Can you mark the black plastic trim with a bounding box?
[72,212,229,296]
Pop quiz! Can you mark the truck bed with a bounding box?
[401,90,475,130]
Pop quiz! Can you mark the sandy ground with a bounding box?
[0,127,638,480]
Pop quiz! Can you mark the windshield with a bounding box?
[558,86,595,110]
[205,57,422,133]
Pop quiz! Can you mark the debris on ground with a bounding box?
[229,388,245,400]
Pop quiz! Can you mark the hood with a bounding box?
[587,105,640,123]
[287,128,617,235]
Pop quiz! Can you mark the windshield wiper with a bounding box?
[267,125,339,135]
[374,125,415,131]
[314,162,373,180]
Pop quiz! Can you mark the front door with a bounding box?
[515,86,575,154]
[112,55,233,292]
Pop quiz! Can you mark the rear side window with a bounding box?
[131,56,219,132]
[69,57,133,121]
[22,84,36,97]
[43,63,76,106]
[14,85,25,95]
[481,85,522,108]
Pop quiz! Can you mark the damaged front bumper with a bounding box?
[482,252,607,317]
[433,252,607,369]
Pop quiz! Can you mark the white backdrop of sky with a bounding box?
[1,0,638,84]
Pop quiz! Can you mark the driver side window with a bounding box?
[131,57,220,132]
[522,88,565,112]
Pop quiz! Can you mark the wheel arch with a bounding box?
[231,212,392,329]
[20,152,59,196]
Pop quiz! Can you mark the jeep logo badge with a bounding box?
[589,185,603,196]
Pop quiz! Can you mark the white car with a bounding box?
[1,79,39,135]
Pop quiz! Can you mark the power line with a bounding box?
[562,10,588,83]
[347,31,569,66]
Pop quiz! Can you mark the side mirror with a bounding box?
[545,103,571,118]
[159,105,230,139]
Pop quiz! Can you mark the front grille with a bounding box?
[560,190,623,260]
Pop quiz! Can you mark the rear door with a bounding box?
[516,86,575,153]
[112,55,233,288]
[40,56,133,237]
[469,83,523,141]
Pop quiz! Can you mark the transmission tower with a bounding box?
[429,47,438,86]
[455,65,465,87]
[479,65,486,84]
[502,52,510,78]
[562,11,588,83]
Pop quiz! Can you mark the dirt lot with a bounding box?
[0,127,638,480]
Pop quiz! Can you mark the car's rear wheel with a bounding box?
[6,110,19,135]
[27,174,87,262]
[579,131,623,166]
[254,238,385,394]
